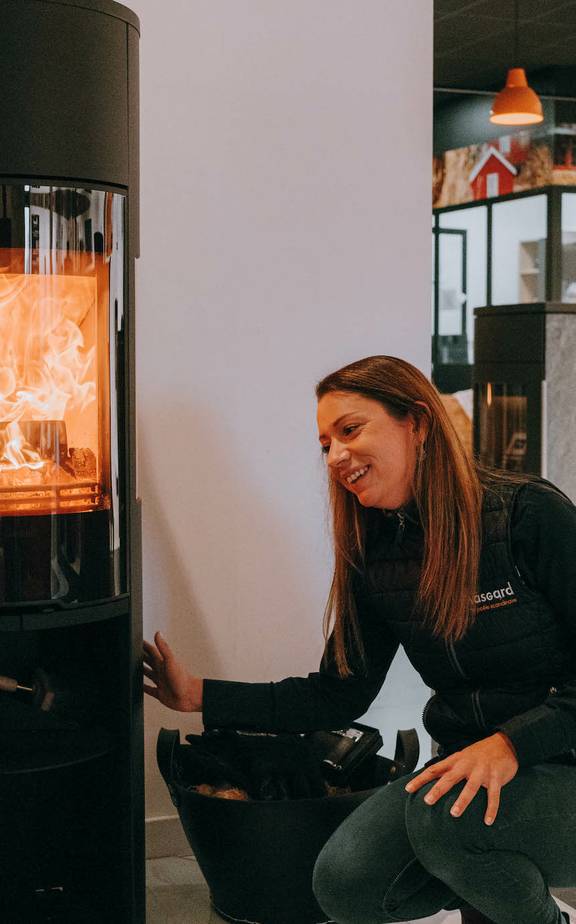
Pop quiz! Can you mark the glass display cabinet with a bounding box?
[433,188,576,393]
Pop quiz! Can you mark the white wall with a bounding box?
[130,0,433,849]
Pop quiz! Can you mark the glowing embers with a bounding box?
[0,267,106,515]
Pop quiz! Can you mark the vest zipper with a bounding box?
[445,639,468,680]
[394,510,406,546]
[471,689,487,729]
[445,641,487,729]
[422,696,432,727]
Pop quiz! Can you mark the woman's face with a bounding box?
[316,391,422,511]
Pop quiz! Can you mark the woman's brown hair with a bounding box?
[316,355,485,679]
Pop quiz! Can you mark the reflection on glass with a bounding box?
[439,205,487,364]
[491,195,546,305]
[437,231,468,364]
[431,229,435,334]
[477,383,527,472]
[561,192,576,302]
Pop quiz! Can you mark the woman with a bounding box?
[143,355,576,924]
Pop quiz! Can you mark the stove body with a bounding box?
[0,1,143,920]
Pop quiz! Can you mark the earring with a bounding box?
[417,441,427,463]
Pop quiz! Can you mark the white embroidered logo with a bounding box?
[474,580,518,612]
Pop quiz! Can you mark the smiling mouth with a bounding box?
[346,465,370,487]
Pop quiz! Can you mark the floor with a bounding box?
[146,856,576,924]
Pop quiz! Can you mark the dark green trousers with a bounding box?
[312,763,576,924]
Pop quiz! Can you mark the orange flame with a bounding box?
[0,273,96,478]
[0,421,45,471]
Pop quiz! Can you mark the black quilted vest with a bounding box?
[357,479,575,760]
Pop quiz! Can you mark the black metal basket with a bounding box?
[157,726,419,924]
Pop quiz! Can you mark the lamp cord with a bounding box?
[514,0,519,67]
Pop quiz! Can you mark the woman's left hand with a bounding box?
[404,732,519,826]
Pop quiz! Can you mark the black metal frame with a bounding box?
[432,185,576,392]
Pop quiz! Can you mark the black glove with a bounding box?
[176,733,253,793]
[183,730,327,800]
[231,732,328,800]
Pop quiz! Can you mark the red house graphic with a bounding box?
[505,134,531,166]
[469,146,517,200]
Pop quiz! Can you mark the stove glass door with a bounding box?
[0,185,126,605]
[476,383,528,472]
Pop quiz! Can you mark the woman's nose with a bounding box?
[327,441,350,467]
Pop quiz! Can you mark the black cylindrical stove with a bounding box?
[0,2,142,921]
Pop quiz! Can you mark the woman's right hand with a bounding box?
[143,631,203,712]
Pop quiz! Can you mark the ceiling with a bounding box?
[434,0,576,93]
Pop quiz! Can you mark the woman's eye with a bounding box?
[320,425,357,455]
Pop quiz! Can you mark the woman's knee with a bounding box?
[313,830,458,924]
[312,831,360,915]
[312,822,402,924]
[312,775,417,906]
[405,779,486,876]
[311,837,336,902]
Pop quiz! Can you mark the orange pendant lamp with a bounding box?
[489,1,543,125]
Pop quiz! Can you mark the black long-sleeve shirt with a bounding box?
[202,483,576,766]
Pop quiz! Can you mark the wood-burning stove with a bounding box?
[0,2,143,921]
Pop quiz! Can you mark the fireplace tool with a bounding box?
[0,669,65,713]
